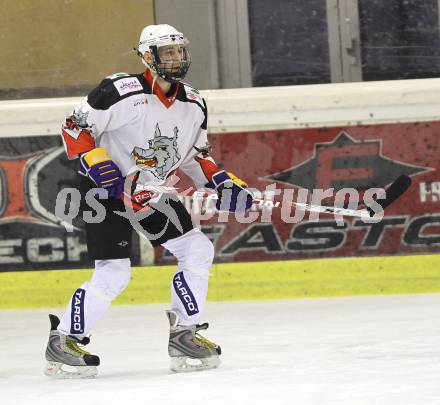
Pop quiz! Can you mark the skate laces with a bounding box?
[193,323,218,351]
[64,336,91,356]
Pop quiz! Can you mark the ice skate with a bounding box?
[166,310,221,373]
[44,314,100,379]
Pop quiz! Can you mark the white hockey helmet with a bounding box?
[137,24,191,82]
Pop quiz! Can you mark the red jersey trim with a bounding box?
[194,156,219,182]
[143,70,179,108]
[62,129,96,159]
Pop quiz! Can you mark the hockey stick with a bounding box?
[128,174,412,219]
[365,174,412,216]
[190,174,412,219]
[282,174,412,219]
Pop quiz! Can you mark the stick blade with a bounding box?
[382,174,412,208]
[368,174,412,216]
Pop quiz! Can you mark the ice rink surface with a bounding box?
[2,294,440,405]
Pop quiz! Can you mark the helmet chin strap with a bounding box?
[136,47,185,84]
[151,71,159,93]
[137,51,167,93]
[136,48,156,72]
[137,50,162,90]
[139,52,154,71]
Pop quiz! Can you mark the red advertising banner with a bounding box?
[157,122,440,263]
[0,122,438,271]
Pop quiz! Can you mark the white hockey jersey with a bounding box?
[61,70,219,189]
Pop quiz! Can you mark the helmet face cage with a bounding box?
[149,44,191,83]
[138,27,192,83]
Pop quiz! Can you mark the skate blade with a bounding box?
[44,361,98,379]
[170,355,220,373]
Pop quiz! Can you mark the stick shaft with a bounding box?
[192,193,371,218]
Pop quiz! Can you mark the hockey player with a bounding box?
[44,24,253,378]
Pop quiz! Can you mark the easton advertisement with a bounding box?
[0,123,439,271]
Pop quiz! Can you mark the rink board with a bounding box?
[1,254,439,309]
[0,79,439,272]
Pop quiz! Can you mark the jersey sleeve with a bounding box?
[180,138,219,189]
[60,76,135,159]
[179,98,220,189]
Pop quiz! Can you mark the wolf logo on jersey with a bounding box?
[72,108,91,129]
[131,123,181,179]
[62,108,94,140]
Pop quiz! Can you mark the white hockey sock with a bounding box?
[171,270,208,325]
[57,258,131,337]
[57,282,111,337]
[162,229,214,326]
